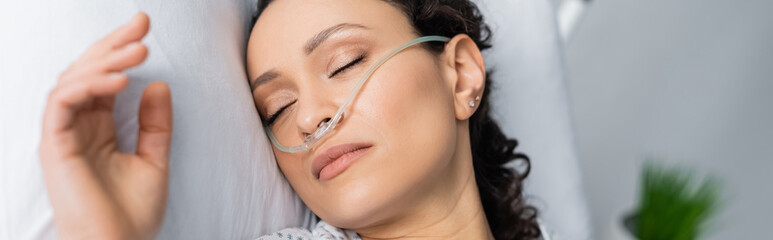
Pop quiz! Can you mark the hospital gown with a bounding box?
[257,220,560,240]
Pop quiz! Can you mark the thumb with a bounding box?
[136,81,173,169]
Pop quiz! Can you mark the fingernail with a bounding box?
[108,73,127,81]
[125,12,144,26]
[123,42,143,51]
[130,12,142,22]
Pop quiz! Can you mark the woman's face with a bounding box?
[247,0,469,229]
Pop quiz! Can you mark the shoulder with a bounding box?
[257,221,360,240]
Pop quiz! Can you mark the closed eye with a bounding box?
[265,99,297,125]
[329,54,366,78]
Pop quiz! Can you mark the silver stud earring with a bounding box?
[469,96,480,108]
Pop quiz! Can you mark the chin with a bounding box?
[318,179,387,226]
[313,165,405,229]
[314,194,383,229]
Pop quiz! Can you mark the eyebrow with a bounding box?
[251,70,279,92]
[250,23,369,91]
[305,23,368,55]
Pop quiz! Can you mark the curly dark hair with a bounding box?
[254,0,540,239]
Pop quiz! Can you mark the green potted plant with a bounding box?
[606,161,722,240]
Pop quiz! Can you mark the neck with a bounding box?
[354,126,493,240]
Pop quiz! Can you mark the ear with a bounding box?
[439,34,486,121]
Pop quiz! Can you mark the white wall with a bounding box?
[549,0,564,10]
[564,0,773,238]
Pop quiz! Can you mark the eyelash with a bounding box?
[329,54,366,78]
[266,99,295,125]
[265,54,367,125]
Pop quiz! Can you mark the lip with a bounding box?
[312,142,373,181]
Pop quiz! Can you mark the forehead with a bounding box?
[246,0,414,74]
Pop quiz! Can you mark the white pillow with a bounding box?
[0,0,307,239]
[476,0,592,239]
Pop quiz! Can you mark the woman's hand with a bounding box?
[38,12,172,240]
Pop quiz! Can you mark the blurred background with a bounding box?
[554,0,773,239]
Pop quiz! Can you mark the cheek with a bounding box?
[274,152,313,197]
[364,56,457,157]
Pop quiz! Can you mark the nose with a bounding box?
[318,118,332,128]
[295,92,339,138]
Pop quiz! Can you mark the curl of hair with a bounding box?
[255,1,540,239]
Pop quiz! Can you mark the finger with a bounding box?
[80,12,151,61]
[97,12,150,51]
[136,82,173,169]
[43,73,129,134]
[89,72,130,111]
[102,42,149,72]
